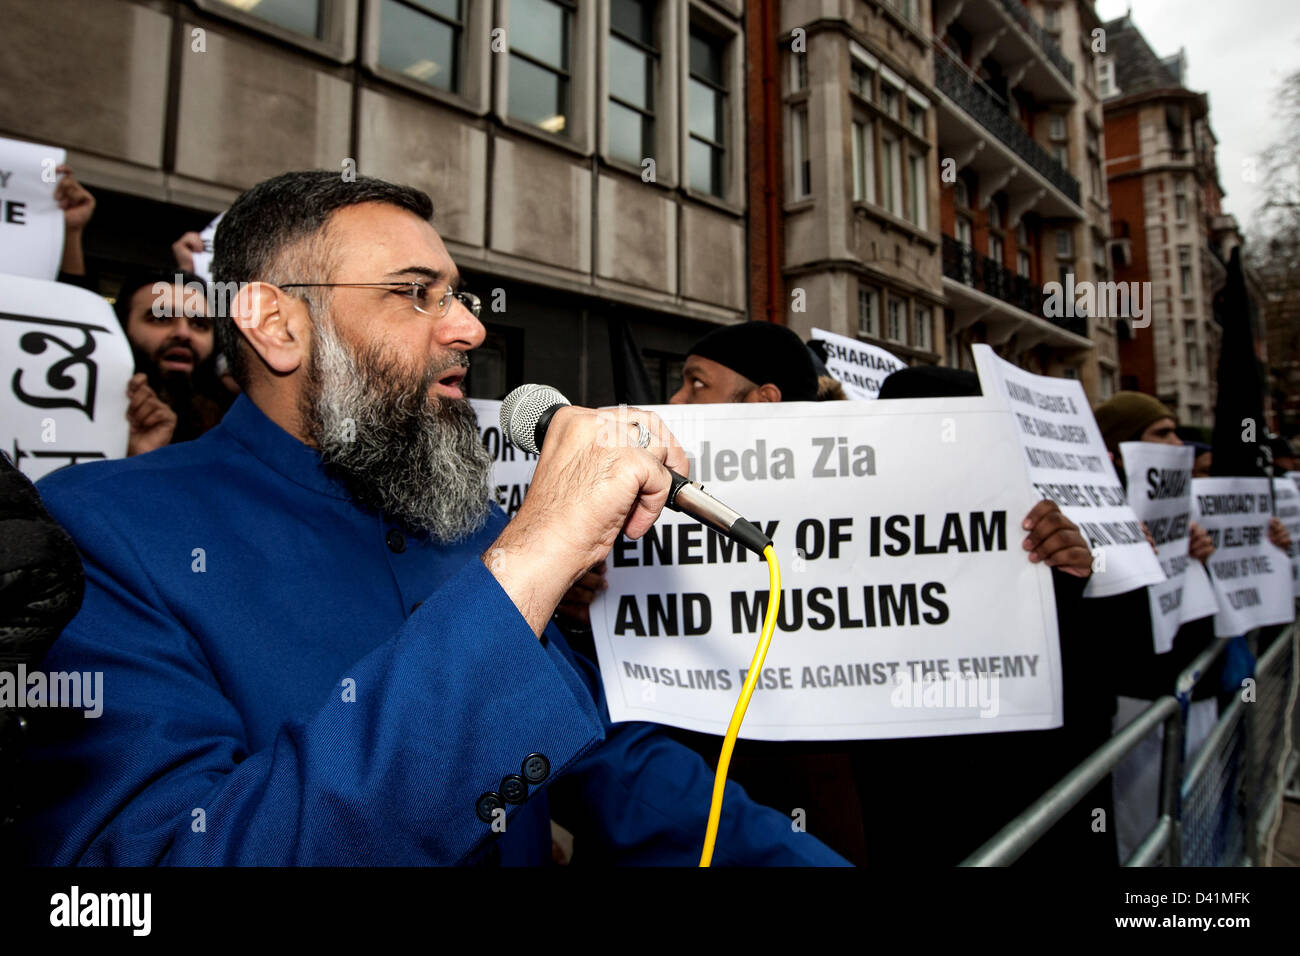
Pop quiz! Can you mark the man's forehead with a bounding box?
[326,201,455,279]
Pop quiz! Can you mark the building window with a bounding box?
[906,151,926,229]
[914,305,931,351]
[1174,178,1188,222]
[954,178,969,208]
[887,297,907,344]
[851,61,875,101]
[988,199,1002,230]
[1184,319,1196,341]
[792,106,811,199]
[1016,220,1028,245]
[1051,143,1068,167]
[212,0,322,36]
[1062,367,1078,380]
[988,233,1004,264]
[1179,245,1193,296]
[1100,368,1115,400]
[790,52,808,93]
[858,286,880,337]
[508,0,573,135]
[1017,250,1031,278]
[608,0,658,165]
[1056,228,1073,258]
[379,0,463,91]
[688,27,728,198]
[881,80,901,121]
[907,101,925,135]
[1042,5,1060,31]
[1049,114,1067,140]
[1098,57,1117,97]
[881,135,902,216]
[956,216,973,248]
[1186,342,1199,373]
[852,120,876,203]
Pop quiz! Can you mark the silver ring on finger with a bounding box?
[632,420,652,448]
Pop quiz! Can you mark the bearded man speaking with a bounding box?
[20,171,845,866]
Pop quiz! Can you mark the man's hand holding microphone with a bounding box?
[484,403,688,637]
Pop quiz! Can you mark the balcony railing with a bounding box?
[935,55,1082,206]
[942,234,1088,337]
[995,0,1075,85]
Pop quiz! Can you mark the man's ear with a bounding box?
[749,383,783,403]
[229,282,310,376]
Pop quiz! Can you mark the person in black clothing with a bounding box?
[0,455,85,862]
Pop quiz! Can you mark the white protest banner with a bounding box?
[0,136,67,281]
[189,212,223,284]
[1119,442,1218,653]
[1273,478,1300,598]
[1287,471,1300,497]
[1192,477,1295,636]
[809,327,904,400]
[973,344,1165,599]
[1,274,131,480]
[470,398,538,518]
[588,399,1063,741]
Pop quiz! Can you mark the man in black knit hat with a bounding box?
[669,321,819,405]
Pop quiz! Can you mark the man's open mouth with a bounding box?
[433,367,467,400]
[159,347,196,371]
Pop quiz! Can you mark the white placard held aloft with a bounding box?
[1119,442,1218,653]
[973,345,1165,598]
[1272,477,1300,598]
[1,274,132,480]
[809,327,905,400]
[470,398,539,519]
[1193,477,1295,636]
[0,136,67,281]
[587,399,1063,741]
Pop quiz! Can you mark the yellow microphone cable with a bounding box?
[699,543,781,867]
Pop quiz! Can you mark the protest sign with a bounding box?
[0,136,67,281]
[1273,478,1300,598]
[1192,477,1295,636]
[189,212,223,285]
[1,274,132,480]
[586,399,1063,741]
[1119,442,1218,653]
[470,398,537,517]
[809,327,904,400]
[973,344,1165,599]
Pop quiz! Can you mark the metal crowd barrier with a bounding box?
[961,622,1299,867]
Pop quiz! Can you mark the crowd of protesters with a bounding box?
[1,167,1295,867]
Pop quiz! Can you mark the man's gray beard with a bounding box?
[301,317,492,543]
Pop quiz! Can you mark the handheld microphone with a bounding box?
[500,384,773,556]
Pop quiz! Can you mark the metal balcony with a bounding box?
[942,234,1088,336]
[994,0,1075,85]
[935,55,1082,207]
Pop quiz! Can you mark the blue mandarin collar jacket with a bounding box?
[23,394,847,866]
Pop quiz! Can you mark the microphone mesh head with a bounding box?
[500,384,570,454]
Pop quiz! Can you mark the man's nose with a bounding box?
[438,297,486,351]
[668,384,689,405]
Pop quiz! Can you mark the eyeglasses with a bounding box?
[278,281,482,318]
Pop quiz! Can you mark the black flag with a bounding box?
[608,318,656,406]
[1210,247,1269,478]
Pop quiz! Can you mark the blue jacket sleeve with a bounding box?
[548,646,852,866]
[24,505,605,866]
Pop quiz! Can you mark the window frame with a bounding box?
[366,0,488,109]
[684,13,736,203]
[195,0,356,61]
[606,0,661,169]
[857,284,880,338]
[506,0,577,139]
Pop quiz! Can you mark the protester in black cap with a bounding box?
[669,321,820,404]
[1268,435,1298,474]
[113,270,228,455]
